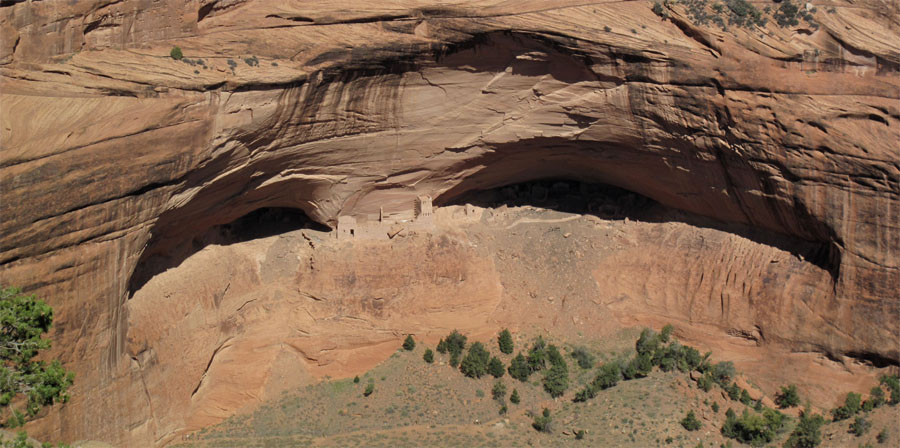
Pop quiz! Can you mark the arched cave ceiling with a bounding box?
[0,1,898,445]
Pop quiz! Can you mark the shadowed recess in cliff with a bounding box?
[448,178,657,219]
[128,207,327,296]
[436,158,839,280]
[433,31,602,82]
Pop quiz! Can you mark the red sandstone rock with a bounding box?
[0,1,898,445]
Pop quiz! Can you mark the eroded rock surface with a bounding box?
[1,0,898,445]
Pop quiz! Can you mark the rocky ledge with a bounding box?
[1,0,898,445]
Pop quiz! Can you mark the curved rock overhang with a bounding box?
[1,1,898,445]
[107,31,895,395]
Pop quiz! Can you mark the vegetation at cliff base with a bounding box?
[783,408,825,448]
[680,410,702,431]
[542,359,568,398]
[0,287,74,447]
[178,324,899,448]
[531,408,552,433]
[497,329,513,355]
[831,391,862,421]
[720,407,787,446]
[487,356,504,378]
[526,336,548,373]
[880,374,900,404]
[459,342,490,378]
[491,380,506,402]
[402,335,415,351]
[570,346,595,369]
[436,330,467,358]
[1,287,74,427]
[776,384,801,408]
[849,415,871,437]
[508,353,529,381]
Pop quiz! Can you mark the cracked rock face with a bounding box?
[1,0,898,445]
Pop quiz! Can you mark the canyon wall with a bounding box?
[1,0,898,445]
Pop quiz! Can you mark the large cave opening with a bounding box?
[447,178,658,220]
[128,207,327,296]
[440,176,837,277]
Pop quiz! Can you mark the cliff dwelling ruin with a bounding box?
[337,195,435,240]
[1,0,898,446]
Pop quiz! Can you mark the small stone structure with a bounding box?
[337,215,357,239]
[414,195,433,224]
[336,194,435,240]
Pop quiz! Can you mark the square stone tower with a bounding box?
[337,215,357,239]
[414,195,433,224]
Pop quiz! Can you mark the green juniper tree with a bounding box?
[402,334,415,351]
[444,330,467,357]
[442,330,468,369]
[633,353,653,377]
[570,347,595,369]
[488,356,505,378]
[574,362,621,402]
[498,329,514,355]
[721,407,786,446]
[546,344,565,367]
[508,353,530,382]
[831,392,862,421]
[510,388,520,404]
[850,416,871,437]
[696,372,714,392]
[532,408,552,433]
[1,286,75,429]
[659,324,674,343]
[526,336,547,373]
[459,342,490,378]
[712,361,736,386]
[492,380,507,401]
[681,410,702,431]
[776,384,801,408]
[542,344,569,397]
[739,389,753,405]
[635,328,660,357]
[880,374,899,405]
[543,361,569,398]
[593,362,622,390]
[652,1,669,19]
[866,386,885,409]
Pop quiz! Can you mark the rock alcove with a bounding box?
[1,2,897,445]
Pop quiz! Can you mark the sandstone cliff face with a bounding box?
[1,0,898,445]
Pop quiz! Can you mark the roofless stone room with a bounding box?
[1,0,898,446]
